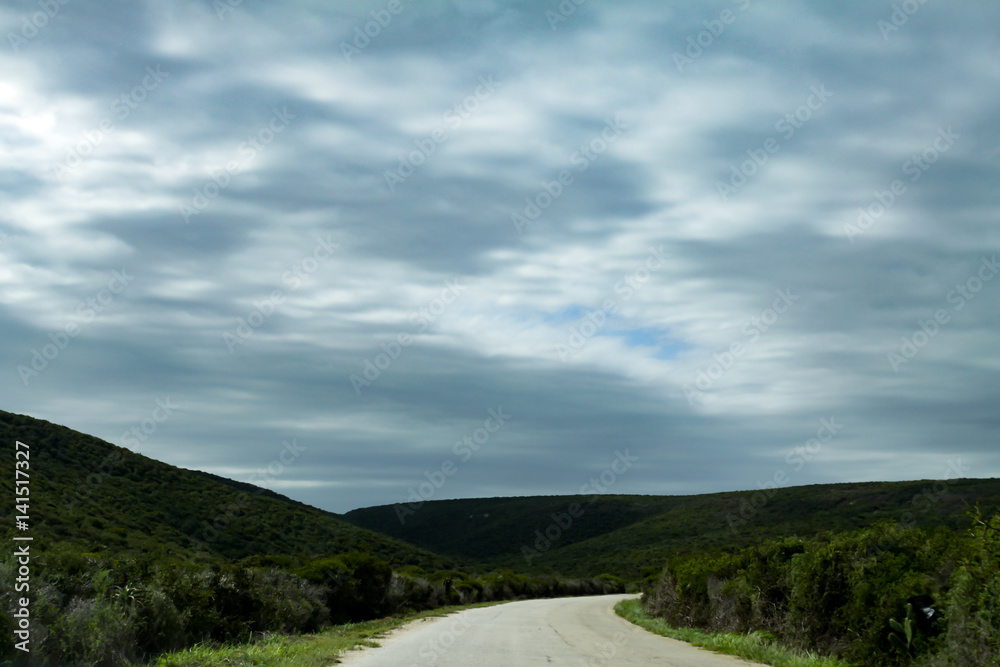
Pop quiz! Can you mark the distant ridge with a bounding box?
[5,407,997,583]
[344,477,1000,579]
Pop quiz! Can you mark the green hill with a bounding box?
[0,409,626,665]
[0,409,456,570]
[344,478,1000,579]
[13,403,993,584]
[0,404,1000,664]
[2,407,996,666]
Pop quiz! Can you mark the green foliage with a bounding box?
[2,408,995,666]
[915,509,1000,666]
[617,598,853,667]
[345,479,1000,580]
[643,514,1000,667]
[0,544,624,664]
[50,596,136,666]
[888,603,919,655]
[0,409,456,571]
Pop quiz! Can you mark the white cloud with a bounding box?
[1,0,999,512]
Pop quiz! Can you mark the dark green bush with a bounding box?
[644,516,1000,667]
[49,596,135,665]
[917,511,1000,666]
[0,541,626,666]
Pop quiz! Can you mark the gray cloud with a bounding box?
[2,0,998,513]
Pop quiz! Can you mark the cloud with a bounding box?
[2,0,998,512]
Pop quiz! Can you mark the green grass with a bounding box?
[614,598,854,667]
[151,602,504,667]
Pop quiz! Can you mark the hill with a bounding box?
[344,477,1000,579]
[0,409,625,665]
[14,404,993,583]
[0,408,456,570]
[2,407,995,666]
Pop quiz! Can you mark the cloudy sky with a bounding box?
[2,0,998,514]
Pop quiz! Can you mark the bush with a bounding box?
[49,596,136,666]
[247,567,327,633]
[643,518,991,667]
[295,552,392,623]
[918,511,1000,666]
[132,585,187,656]
[1,542,632,665]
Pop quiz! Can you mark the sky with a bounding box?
[1,0,999,514]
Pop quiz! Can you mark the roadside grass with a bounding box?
[152,602,504,667]
[614,598,854,667]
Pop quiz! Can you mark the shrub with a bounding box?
[247,567,327,633]
[918,511,1000,666]
[295,552,392,623]
[132,585,187,656]
[643,520,975,666]
[49,596,136,666]
[0,542,634,665]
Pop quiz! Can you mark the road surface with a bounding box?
[336,594,764,666]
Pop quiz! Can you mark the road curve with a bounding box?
[336,594,764,666]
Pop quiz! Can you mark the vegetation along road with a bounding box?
[338,594,763,666]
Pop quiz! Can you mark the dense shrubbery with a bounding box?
[644,513,1000,666]
[345,480,1000,579]
[0,547,624,666]
[921,511,1000,666]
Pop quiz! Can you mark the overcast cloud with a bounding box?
[2,0,998,513]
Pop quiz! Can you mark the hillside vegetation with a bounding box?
[1,408,996,666]
[0,409,623,665]
[0,409,454,569]
[344,478,1000,579]
[642,513,1000,666]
